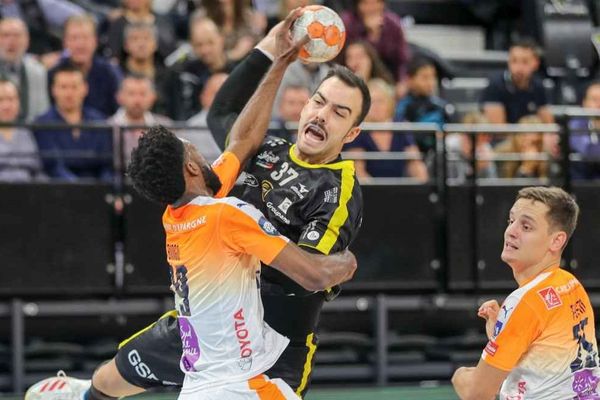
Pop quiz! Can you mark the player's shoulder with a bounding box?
[510,269,577,315]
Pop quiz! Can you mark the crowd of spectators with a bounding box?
[0,0,598,183]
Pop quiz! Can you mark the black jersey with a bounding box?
[207,49,363,341]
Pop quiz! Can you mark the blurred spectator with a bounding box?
[120,22,180,119]
[480,38,553,124]
[109,74,171,171]
[494,114,549,179]
[344,40,395,86]
[34,63,112,181]
[0,79,44,181]
[274,61,330,119]
[568,81,600,180]
[446,112,497,183]
[341,0,410,97]
[0,0,84,56]
[182,73,228,163]
[0,18,49,121]
[269,84,310,142]
[105,0,176,62]
[395,57,450,154]
[48,14,122,117]
[345,78,428,181]
[171,15,237,120]
[196,0,264,61]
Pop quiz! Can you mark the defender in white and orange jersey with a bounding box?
[125,125,356,399]
[452,186,600,400]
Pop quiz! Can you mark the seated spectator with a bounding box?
[120,22,180,119]
[197,0,263,62]
[269,84,310,142]
[395,57,451,154]
[446,112,497,183]
[480,38,553,124]
[34,63,112,181]
[172,15,238,120]
[494,115,549,179]
[48,14,122,117]
[105,0,176,62]
[341,0,410,97]
[0,18,49,121]
[343,40,395,86]
[345,78,428,181]
[0,79,44,181]
[568,81,600,180]
[109,74,171,171]
[274,61,330,118]
[182,73,228,163]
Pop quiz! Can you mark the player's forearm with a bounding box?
[207,49,273,149]
[227,60,290,163]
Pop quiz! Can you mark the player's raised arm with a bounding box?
[270,244,357,291]
[208,10,308,166]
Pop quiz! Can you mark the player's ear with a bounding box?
[184,159,201,176]
[343,126,361,144]
[550,230,567,253]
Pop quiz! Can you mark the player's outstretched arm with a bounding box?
[222,11,309,167]
[269,243,357,291]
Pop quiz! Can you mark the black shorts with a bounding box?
[115,310,318,398]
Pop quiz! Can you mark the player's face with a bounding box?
[501,199,558,271]
[296,77,362,161]
[183,142,222,194]
[508,47,539,88]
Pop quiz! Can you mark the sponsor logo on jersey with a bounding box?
[242,173,258,187]
[128,349,159,381]
[291,183,309,199]
[256,150,280,169]
[278,197,293,214]
[234,308,254,359]
[538,287,562,310]
[493,320,503,338]
[261,180,273,201]
[307,231,320,241]
[484,340,499,356]
[163,216,206,233]
[258,216,280,235]
[266,202,291,224]
[324,187,339,204]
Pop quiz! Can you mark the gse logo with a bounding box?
[128,349,159,381]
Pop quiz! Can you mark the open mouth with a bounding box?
[304,123,327,142]
[505,242,519,250]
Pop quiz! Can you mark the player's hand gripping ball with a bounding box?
[291,5,346,63]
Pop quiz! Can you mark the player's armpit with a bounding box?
[451,359,508,400]
[269,243,357,291]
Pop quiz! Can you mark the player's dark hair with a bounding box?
[318,65,371,126]
[516,186,580,243]
[127,125,186,204]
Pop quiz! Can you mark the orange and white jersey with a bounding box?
[482,267,600,399]
[162,193,290,393]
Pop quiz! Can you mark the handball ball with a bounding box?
[291,5,346,63]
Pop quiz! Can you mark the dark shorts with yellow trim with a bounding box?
[115,311,318,398]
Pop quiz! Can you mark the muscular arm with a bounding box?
[270,243,357,291]
[452,359,508,400]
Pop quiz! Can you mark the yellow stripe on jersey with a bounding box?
[295,333,317,397]
[288,145,356,255]
[118,309,178,349]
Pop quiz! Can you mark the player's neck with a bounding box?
[513,257,561,286]
[293,146,337,165]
